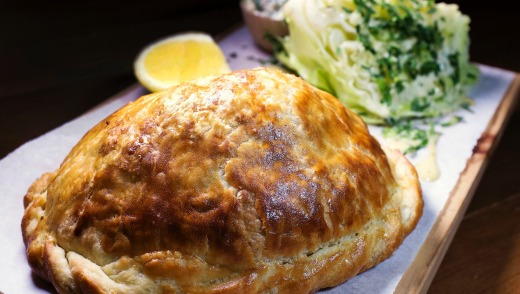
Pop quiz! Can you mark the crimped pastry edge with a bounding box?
[21,147,422,294]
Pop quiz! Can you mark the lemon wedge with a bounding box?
[134,32,231,92]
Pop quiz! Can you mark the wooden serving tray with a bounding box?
[396,74,520,293]
[217,26,520,292]
[0,25,518,293]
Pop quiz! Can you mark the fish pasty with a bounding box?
[22,68,422,293]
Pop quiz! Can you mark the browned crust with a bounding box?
[21,68,422,293]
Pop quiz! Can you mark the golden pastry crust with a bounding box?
[22,68,422,293]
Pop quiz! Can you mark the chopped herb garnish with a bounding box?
[441,116,464,127]
[377,78,392,105]
[411,97,431,112]
[354,0,376,22]
[420,60,440,75]
[395,80,405,93]
[253,0,263,11]
[383,120,436,154]
[264,32,286,55]
[467,71,478,79]
[448,52,461,85]
[356,26,375,54]
[342,6,352,14]
[361,65,372,72]
[353,0,447,111]
[273,0,479,153]
[460,101,474,112]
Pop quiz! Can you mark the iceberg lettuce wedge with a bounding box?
[276,0,479,124]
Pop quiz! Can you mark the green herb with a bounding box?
[274,0,480,145]
[441,116,464,127]
[404,58,419,79]
[383,121,429,154]
[420,60,440,75]
[253,0,263,11]
[264,32,286,55]
[354,0,376,23]
[377,78,392,105]
[388,45,402,57]
[355,0,445,109]
[467,71,478,80]
[356,26,375,54]
[361,65,372,72]
[342,6,352,14]
[259,57,279,65]
[411,97,431,112]
[448,52,461,85]
[395,80,405,93]
[460,101,474,112]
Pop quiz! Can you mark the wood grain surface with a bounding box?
[397,75,520,293]
[429,192,520,293]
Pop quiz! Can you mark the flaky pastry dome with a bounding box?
[22,68,422,293]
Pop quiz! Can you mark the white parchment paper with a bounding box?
[0,26,515,293]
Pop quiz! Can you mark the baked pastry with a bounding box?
[22,68,422,293]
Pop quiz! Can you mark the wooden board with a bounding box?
[216,26,520,292]
[0,24,518,294]
[395,74,520,293]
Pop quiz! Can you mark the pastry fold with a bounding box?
[22,68,422,293]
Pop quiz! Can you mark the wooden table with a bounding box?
[2,0,519,293]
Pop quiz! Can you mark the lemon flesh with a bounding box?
[135,33,230,92]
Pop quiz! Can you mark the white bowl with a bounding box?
[240,0,289,52]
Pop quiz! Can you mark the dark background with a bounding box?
[1,0,520,292]
[0,0,243,159]
[2,0,518,211]
[0,0,517,160]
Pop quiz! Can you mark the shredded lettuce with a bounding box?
[275,0,479,124]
